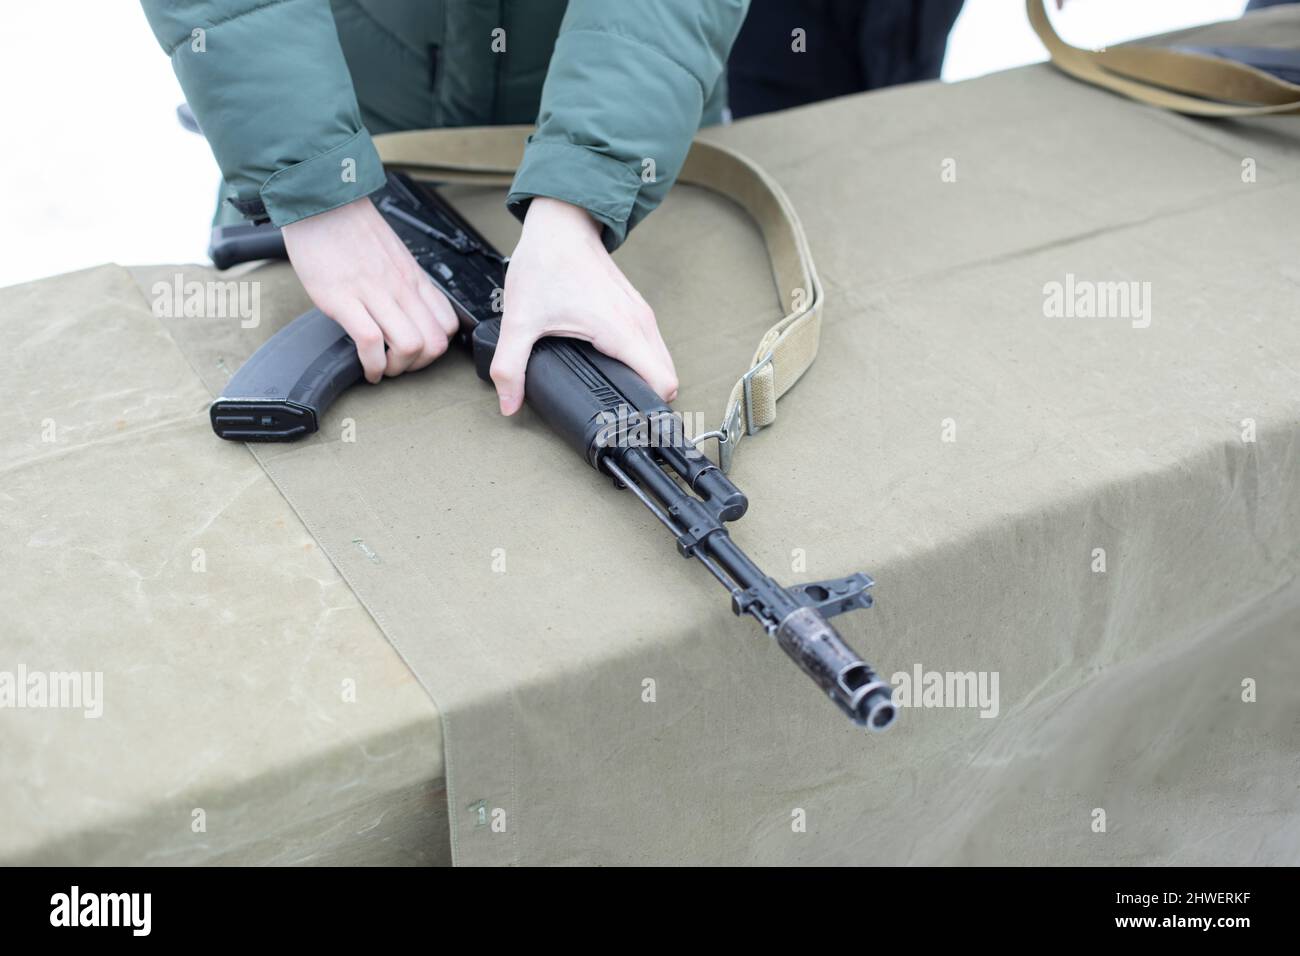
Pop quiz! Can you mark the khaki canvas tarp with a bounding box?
[2,10,1298,865]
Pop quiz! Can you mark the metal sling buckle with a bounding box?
[714,350,774,474]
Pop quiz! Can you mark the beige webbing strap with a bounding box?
[1029,0,1300,116]
[374,125,823,472]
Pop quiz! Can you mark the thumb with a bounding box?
[489,318,539,416]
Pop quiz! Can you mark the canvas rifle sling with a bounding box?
[373,125,822,473]
[1028,0,1300,116]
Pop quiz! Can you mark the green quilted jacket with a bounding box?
[142,0,748,249]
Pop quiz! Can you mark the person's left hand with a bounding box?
[489,197,679,416]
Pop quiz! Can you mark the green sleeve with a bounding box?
[506,0,749,251]
[140,0,386,227]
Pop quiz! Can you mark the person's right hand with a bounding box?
[281,196,459,383]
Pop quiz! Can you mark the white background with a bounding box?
[0,0,1250,288]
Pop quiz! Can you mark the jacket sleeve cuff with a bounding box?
[506,140,644,252]
[258,128,387,227]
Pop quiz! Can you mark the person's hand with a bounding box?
[281,196,459,383]
[490,197,678,415]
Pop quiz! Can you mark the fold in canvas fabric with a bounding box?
[0,264,448,865]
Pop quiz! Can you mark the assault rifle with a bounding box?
[210,173,896,731]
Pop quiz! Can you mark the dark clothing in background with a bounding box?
[728,0,966,119]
